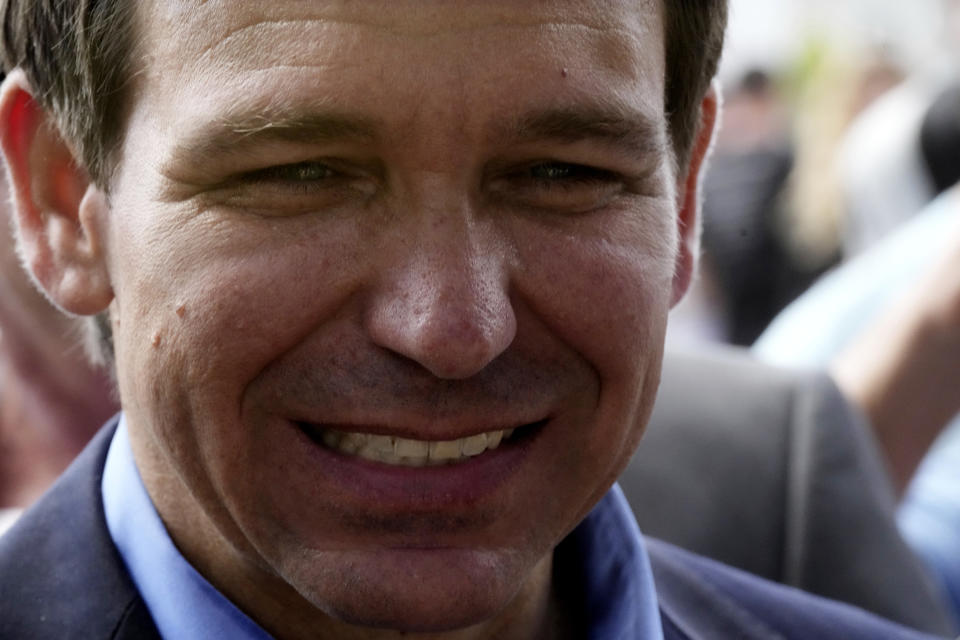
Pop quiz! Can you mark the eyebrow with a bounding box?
[504,104,669,160]
[169,101,667,167]
[171,111,380,164]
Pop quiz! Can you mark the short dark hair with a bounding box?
[663,1,728,169]
[1,0,727,366]
[1,0,135,186]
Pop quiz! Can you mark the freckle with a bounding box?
[176,304,186,318]
[152,332,162,348]
[561,68,568,78]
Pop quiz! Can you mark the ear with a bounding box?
[0,70,113,316]
[671,82,719,306]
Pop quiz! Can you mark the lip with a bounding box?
[287,418,547,511]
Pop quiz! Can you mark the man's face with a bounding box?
[102,0,690,632]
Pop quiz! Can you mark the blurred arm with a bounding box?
[831,193,960,496]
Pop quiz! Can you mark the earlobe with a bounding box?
[671,82,720,306]
[0,70,113,316]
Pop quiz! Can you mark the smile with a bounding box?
[299,423,540,467]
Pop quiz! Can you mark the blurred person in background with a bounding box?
[697,69,801,345]
[837,77,956,256]
[621,342,956,633]
[671,51,910,347]
[792,48,907,262]
[672,0,960,350]
[837,0,960,257]
[756,183,960,624]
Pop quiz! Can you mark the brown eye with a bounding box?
[254,161,337,183]
[214,160,377,218]
[485,161,625,215]
[530,163,575,180]
[527,162,613,184]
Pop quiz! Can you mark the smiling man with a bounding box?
[0,1,943,639]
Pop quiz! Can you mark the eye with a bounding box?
[212,160,377,217]
[526,162,614,184]
[488,161,625,214]
[247,161,338,185]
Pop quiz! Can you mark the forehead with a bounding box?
[129,0,666,153]
[140,0,662,61]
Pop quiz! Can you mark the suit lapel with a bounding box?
[0,418,161,639]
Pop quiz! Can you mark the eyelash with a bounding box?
[245,160,614,184]
[522,162,618,187]
[245,161,338,186]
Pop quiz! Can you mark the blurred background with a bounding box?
[668,0,960,347]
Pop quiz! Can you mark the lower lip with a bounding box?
[288,421,544,510]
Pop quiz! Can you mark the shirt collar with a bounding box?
[558,484,665,640]
[102,416,662,639]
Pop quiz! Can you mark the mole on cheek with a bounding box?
[151,332,162,348]
[176,304,187,318]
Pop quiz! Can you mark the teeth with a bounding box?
[368,435,397,455]
[460,433,488,456]
[394,438,429,458]
[429,439,461,461]
[321,431,342,449]
[339,432,367,455]
[317,427,516,467]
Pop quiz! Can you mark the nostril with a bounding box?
[365,284,517,380]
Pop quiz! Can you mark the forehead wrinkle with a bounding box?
[192,20,648,73]
[155,1,658,71]
[171,0,650,44]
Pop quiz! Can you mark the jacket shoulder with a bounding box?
[627,345,952,634]
[0,420,159,640]
[647,537,943,640]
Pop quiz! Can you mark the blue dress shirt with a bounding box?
[102,416,664,639]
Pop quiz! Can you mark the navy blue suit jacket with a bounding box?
[0,422,946,639]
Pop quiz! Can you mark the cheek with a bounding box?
[510,211,675,488]
[107,205,366,417]
[511,209,677,380]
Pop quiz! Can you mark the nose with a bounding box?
[365,215,516,380]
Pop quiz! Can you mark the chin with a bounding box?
[283,547,534,633]
[324,592,501,634]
